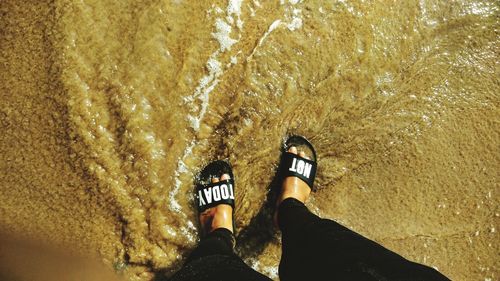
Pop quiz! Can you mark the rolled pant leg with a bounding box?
[278,198,450,281]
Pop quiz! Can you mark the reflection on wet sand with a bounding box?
[0,0,498,280]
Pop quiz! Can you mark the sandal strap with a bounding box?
[197,179,235,212]
[280,152,317,190]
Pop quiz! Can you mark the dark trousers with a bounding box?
[170,198,450,281]
[169,228,272,281]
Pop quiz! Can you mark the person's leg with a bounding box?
[278,198,449,281]
[276,147,450,281]
[185,227,234,264]
[170,174,272,281]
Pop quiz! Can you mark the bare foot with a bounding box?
[274,146,312,226]
[199,174,234,233]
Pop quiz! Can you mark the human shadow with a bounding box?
[234,165,283,260]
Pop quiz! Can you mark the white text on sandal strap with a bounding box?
[289,158,312,178]
[199,184,235,206]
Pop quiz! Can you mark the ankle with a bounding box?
[278,191,308,205]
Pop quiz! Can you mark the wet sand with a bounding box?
[0,0,498,280]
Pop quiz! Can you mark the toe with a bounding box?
[288,146,298,154]
[220,173,230,181]
[298,150,310,159]
[211,176,219,183]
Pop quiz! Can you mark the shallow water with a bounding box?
[0,0,498,280]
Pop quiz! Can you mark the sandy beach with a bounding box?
[1,1,498,280]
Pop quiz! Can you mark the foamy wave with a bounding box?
[171,1,246,214]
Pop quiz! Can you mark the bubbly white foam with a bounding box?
[227,0,243,18]
[287,16,302,31]
[173,2,246,212]
[228,0,244,29]
[212,18,238,52]
[169,141,194,212]
[287,8,303,31]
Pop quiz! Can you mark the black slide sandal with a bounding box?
[279,135,318,191]
[195,160,236,233]
[232,136,317,254]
